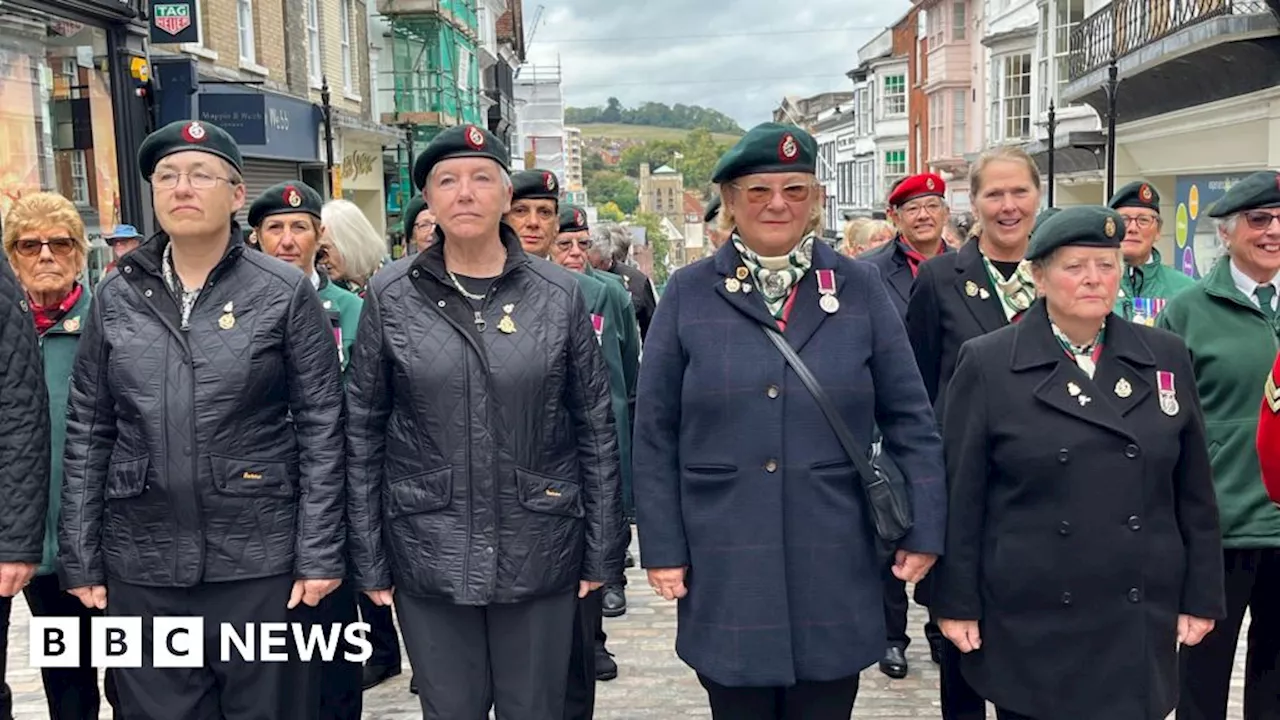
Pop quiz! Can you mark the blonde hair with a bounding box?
[717,179,824,238]
[842,218,870,254]
[968,145,1042,195]
[854,219,895,249]
[320,199,386,285]
[3,192,89,263]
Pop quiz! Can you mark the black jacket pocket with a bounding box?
[387,466,453,518]
[209,454,296,499]
[516,468,584,518]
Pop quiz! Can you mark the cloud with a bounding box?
[522,0,912,129]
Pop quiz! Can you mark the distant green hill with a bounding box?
[577,123,743,146]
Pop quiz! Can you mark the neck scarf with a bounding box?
[1051,317,1106,379]
[982,255,1037,322]
[732,233,816,319]
[163,240,202,330]
[29,283,83,334]
[897,238,931,278]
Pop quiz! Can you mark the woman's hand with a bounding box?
[1178,615,1215,646]
[647,567,688,601]
[939,618,982,653]
[891,550,937,584]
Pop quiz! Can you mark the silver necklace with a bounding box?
[448,269,485,301]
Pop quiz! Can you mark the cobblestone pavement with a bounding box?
[4,536,1249,718]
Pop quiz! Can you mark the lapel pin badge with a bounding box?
[736,266,749,281]
[1068,382,1081,397]
[498,303,517,334]
[742,283,753,294]
[63,316,81,332]
[1078,394,1092,406]
[218,301,235,330]
[725,277,742,293]
[965,280,979,297]
[1115,378,1132,398]
[979,288,991,300]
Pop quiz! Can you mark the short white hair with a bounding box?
[320,199,385,283]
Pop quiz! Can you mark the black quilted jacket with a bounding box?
[58,226,347,588]
[0,261,50,564]
[345,226,622,604]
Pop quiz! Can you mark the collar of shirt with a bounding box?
[1229,259,1280,309]
[310,269,321,290]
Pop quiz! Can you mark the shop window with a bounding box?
[340,0,352,92]
[307,0,322,86]
[237,0,256,64]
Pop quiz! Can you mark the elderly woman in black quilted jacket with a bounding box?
[344,124,622,720]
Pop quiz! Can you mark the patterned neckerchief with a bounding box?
[1051,317,1106,379]
[29,283,83,334]
[732,233,816,319]
[162,240,202,330]
[982,255,1037,322]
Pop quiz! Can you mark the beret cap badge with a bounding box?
[574,209,583,224]
[545,173,556,191]
[1139,184,1153,202]
[1104,216,1117,238]
[465,125,485,149]
[779,134,798,161]
[285,186,302,207]
[926,177,936,191]
[182,122,206,142]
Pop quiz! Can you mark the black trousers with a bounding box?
[564,590,604,720]
[107,574,304,720]
[0,594,10,720]
[396,589,577,720]
[1178,548,1280,720]
[882,559,909,649]
[696,673,859,720]
[996,709,1036,720]
[355,593,400,670]
[24,572,119,720]
[290,581,362,720]
[931,608,987,720]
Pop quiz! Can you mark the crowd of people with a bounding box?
[0,113,1277,720]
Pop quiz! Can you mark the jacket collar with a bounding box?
[126,221,247,280]
[413,222,530,285]
[1201,254,1265,314]
[41,284,93,336]
[952,237,1010,333]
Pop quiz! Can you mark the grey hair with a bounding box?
[1216,214,1240,243]
[320,199,386,284]
[609,225,633,264]
[589,223,617,257]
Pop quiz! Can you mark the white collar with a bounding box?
[310,269,321,290]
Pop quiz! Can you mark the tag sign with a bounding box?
[150,1,201,44]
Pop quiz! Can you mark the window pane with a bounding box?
[953,2,966,40]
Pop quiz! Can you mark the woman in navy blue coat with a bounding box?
[632,122,947,720]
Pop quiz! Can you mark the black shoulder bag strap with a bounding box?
[762,326,912,543]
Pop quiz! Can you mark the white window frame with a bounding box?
[237,0,255,64]
[952,89,967,155]
[928,8,945,47]
[857,160,874,207]
[339,0,352,92]
[883,149,908,198]
[307,0,322,87]
[929,93,945,158]
[990,53,1032,142]
[1054,0,1086,102]
[883,74,906,117]
[69,151,89,206]
[953,1,967,40]
[1038,2,1051,114]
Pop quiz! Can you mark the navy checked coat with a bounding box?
[632,239,947,687]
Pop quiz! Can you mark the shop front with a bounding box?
[334,115,399,237]
[0,0,150,285]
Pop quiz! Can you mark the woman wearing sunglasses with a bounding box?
[2,192,119,720]
[633,122,945,719]
[1157,169,1280,720]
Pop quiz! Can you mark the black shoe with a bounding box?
[927,635,944,664]
[595,646,618,681]
[880,646,908,679]
[625,550,636,568]
[602,584,627,617]
[362,664,401,690]
[409,676,418,695]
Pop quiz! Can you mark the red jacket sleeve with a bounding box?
[1261,351,1280,503]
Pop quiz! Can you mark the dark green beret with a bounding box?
[138,119,243,180]
[559,204,588,233]
[1108,180,1160,212]
[412,124,508,191]
[1030,207,1062,240]
[403,194,428,238]
[704,195,721,223]
[711,122,817,184]
[1207,170,1280,217]
[511,169,561,202]
[1026,205,1124,261]
[247,181,323,228]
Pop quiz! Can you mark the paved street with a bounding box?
[3,534,1249,718]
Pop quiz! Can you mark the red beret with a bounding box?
[888,173,946,207]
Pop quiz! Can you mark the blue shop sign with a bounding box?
[195,91,320,163]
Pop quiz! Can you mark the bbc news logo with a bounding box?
[29,618,372,667]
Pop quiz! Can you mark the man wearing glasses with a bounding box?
[1107,181,1195,325]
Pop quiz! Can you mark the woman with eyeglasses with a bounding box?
[1156,170,1280,720]
[633,122,945,719]
[1105,181,1195,325]
[2,192,119,720]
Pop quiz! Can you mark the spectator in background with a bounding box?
[320,199,390,297]
[403,195,436,254]
[852,220,895,255]
[704,196,729,250]
[103,224,142,274]
[589,223,657,341]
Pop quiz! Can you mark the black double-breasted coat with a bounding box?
[931,300,1226,720]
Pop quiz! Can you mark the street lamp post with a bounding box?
[321,76,335,198]
[1104,58,1119,200]
[1047,99,1057,207]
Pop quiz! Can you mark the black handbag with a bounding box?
[762,326,913,543]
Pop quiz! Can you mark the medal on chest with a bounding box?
[1157,370,1179,416]
[590,313,604,345]
[816,269,839,314]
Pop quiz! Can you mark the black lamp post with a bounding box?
[403,123,416,191]
[1104,57,1119,199]
[1047,99,1057,207]
[321,75,335,198]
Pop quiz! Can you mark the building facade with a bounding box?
[921,0,978,207]
[638,162,686,231]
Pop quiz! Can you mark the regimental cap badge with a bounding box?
[574,209,582,225]
[545,172,557,192]
[1139,183,1153,202]
[465,125,485,149]
[284,185,302,207]
[182,121,207,143]
[779,133,798,161]
[1104,216,1117,238]
[926,177,936,190]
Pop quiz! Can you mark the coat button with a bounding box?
[1061,592,1072,605]
[437,300,446,308]
[412,269,420,277]
[764,459,778,473]
[1059,521,1071,536]
[144,289,153,297]
[1128,588,1141,603]
[1128,515,1141,531]
[123,265,132,273]
[1058,448,1069,463]
[766,385,780,399]
[1125,444,1140,459]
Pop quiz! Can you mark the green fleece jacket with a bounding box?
[1157,257,1280,548]
[1114,247,1197,323]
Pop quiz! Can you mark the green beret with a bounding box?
[559,204,588,233]
[712,122,817,184]
[1207,170,1280,217]
[1108,180,1160,212]
[1030,207,1062,240]
[412,124,508,191]
[403,194,428,238]
[511,169,561,202]
[1026,205,1124,261]
[138,119,243,180]
[247,181,323,228]
[704,195,721,223]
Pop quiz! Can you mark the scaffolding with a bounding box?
[513,61,564,178]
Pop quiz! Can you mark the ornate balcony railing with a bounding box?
[1068,0,1269,80]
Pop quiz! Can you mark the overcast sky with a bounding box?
[522,0,913,130]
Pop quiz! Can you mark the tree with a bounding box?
[601,97,624,124]
[598,202,625,222]
[632,211,670,286]
[562,99,745,134]
[585,171,638,214]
